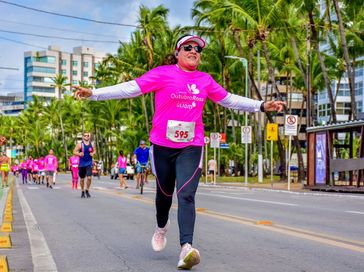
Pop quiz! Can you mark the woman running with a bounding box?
[74,34,284,270]
[69,154,80,189]
[117,150,128,189]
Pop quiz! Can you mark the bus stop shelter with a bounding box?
[306,120,364,192]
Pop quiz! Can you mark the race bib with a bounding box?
[72,164,79,168]
[166,120,195,142]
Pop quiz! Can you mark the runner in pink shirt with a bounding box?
[25,155,33,183]
[74,34,284,270]
[37,157,45,184]
[12,164,19,177]
[32,158,40,184]
[117,150,128,189]
[69,155,80,189]
[44,149,58,189]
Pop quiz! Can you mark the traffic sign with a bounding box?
[210,132,220,148]
[266,123,278,141]
[285,115,298,136]
[220,143,229,149]
[241,126,252,144]
[219,133,226,143]
[204,136,210,144]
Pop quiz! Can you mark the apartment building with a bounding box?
[317,0,364,123]
[0,94,24,116]
[258,79,307,142]
[24,45,107,104]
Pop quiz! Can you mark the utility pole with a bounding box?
[306,24,311,127]
[257,50,263,183]
[0,67,19,71]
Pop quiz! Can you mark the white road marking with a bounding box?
[17,187,58,271]
[198,192,298,206]
[28,187,40,190]
[345,210,364,215]
[93,186,107,190]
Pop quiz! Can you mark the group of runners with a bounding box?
[5,150,59,189]
[2,132,150,200]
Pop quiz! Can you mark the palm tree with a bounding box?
[51,74,68,100]
[302,0,337,123]
[200,0,289,177]
[137,5,169,124]
[51,74,70,164]
[331,0,356,119]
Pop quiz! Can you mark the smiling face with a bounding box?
[176,41,202,72]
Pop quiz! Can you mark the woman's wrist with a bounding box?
[260,102,265,112]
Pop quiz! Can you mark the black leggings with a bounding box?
[150,144,203,246]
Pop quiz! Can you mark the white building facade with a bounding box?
[0,95,24,116]
[24,45,107,104]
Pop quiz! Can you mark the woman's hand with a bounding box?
[72,86,93,100]
[263,101,286,112]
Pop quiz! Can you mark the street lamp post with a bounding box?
[225,56,249,186]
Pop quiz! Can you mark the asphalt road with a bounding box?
[4,174,364,272]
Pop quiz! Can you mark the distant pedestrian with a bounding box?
[69,155,80,189]
[117,150,128,189]
[20,161,27,184]
[0,152,10,187]
[73,132,96,198]
[44,149,58,189]
[208,158,216,183]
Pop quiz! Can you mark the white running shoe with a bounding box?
[151,220,170,251]
[177,243,200,270]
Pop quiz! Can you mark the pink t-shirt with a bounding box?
[135,65,228,148]
[37,158,45,171]
[20,162,26,169]
[117,156,127,169]
[26,159,33,170]
[32,159,39,171]
[69,156,80,169]
[44,155,58,171]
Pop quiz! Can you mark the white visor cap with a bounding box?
[176,35,206,51]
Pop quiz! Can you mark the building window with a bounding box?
[28,86,55,93]
[83,62,89,68]
[28,66,56,74]
[29,76,54,83]
[72,70,78,76]
[61,59,67,66]
[95,63,100,69]
[336,102,351,115]
[83,71,88,77]
[318,90,326,99]
[27,56,56,64]
[72,80,78,85]
[72,61,78,67]
[357,102,363,112]
[61,69,67,75]
[355,69,363,77]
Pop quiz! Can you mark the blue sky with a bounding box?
[0,0,195,95]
